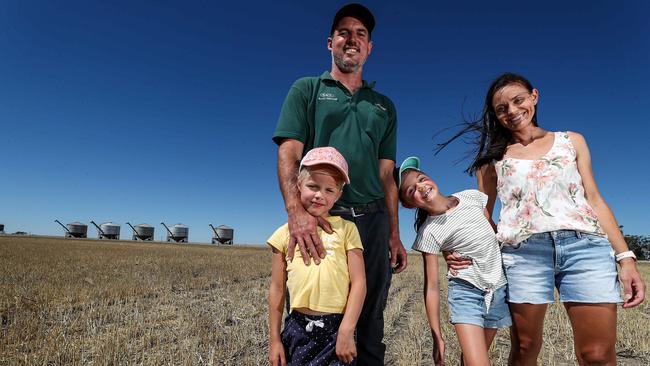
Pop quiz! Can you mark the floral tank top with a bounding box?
[494,132,604,245]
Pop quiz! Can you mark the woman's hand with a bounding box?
[441,251,472,276]
[619,260,646,308]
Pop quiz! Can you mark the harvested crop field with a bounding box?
[1,236,649,365]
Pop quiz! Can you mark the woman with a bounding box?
[442,73,645,365]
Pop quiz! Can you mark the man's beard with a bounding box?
[332,54,362,73]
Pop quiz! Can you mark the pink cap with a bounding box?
[300,147,350,184]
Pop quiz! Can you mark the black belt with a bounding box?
[330,199,383,217]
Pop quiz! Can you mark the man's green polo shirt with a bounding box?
[273,71,397,207]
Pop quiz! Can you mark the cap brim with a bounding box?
[300,161,351,184]
[398,156,420,188]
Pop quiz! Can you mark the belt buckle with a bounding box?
[351,207,365,218]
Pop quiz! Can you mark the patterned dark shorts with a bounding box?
[281,311,355,366]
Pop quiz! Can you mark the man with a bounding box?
[273,3,408,364]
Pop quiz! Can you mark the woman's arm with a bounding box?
[570,131,645,308]
[336,248,366,363]
[423,253,445,365]
[268,248,288,366]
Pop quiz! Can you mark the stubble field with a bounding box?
[1,236,649,365]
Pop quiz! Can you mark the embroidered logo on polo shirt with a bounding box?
[318,92,338,101]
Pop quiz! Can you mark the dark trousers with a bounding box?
[331,201,392,366]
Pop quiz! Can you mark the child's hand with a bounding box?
[268,339,286,366]
[335,327,356,364]
[432,334,445,365]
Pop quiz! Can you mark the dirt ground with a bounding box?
[1,235,648,365]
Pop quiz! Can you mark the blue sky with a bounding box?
[1,0,648,245]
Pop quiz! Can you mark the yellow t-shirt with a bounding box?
[267,216,363,314]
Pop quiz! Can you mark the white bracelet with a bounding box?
[615,251,637,262]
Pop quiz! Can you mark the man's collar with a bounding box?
[320,71,375,89]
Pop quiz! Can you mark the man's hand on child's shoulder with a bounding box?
[286,207,328,265]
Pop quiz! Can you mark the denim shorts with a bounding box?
[447,278,512,329]
[501,230,622,304]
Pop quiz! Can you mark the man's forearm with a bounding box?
[277,139,304,212]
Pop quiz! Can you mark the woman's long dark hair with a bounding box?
[435,73,538,175]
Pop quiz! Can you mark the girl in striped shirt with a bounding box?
[397,156,510,366]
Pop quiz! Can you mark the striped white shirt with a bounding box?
[412,189,507,310]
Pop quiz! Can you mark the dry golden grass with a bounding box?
[385,256,650,366]
[1,236,649,365]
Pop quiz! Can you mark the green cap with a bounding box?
[398,156,421,188]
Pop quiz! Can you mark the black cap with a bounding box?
[330,3,375,35]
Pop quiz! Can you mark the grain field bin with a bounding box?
[90,221,120,240]
[161,222,188,243]
[55,220,88,238]
[209,224,234,244]
[126,222,154,241]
